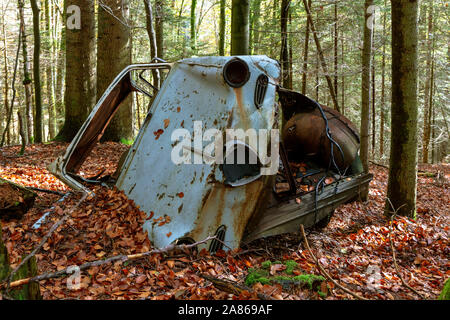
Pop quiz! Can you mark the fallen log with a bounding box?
[1,221,41,299]
[0,177,36,219]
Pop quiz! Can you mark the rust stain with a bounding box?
[231,180,265,240]
[233,87,250,130]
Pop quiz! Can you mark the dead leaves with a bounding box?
[1,143,448,300]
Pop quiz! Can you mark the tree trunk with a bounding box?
[219,0,226,55]
[334,0,338,101]
[155,0,164,59]
[1,13,10,144]
[385,0,419,218]
[30,0,43,143]
[380,0,386,157]
[301,0,311,95]
[190,0,197,53]
[280,0,291,89]
[249,0,261,55]
[44,0,56,140]
[18,0,31,145]
[98,0,133,142]
[371,58,376,159]
[56,0,95,142]
[360,0,374,194]
[341,36,345,115]
[144,0,160,89]
[231,0,249,55]
[302,0,339,112]
[1,220,41,299]
[422,1,433,163]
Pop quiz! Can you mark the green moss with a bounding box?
[318,291,327,298]
[292,274,326,289]
[245,260,325,293]
[284,260,298,274]
[438,278,450,300]
[245,268,271,286]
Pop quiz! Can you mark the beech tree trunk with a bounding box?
[56,0,96,141]
[380,0,386,157]
[385,0,419,218]
[360,0,374,198]
[18,0,31,144]
[98,0,133,142]
[30,0,43,143]
[422,1,433,163]
[231,0,249,55]
[44,0,56,140]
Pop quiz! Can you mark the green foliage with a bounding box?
[120,138,134,145]
[438,278,450,300]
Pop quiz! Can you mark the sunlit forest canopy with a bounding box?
[0,0,448,163]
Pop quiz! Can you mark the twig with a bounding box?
[4,192,87,291]
[386,199,426,299]
[1,236,217,290]
[299,224,367,300]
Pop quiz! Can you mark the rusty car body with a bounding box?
[49,56,372,251]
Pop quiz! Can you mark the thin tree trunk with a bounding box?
[422,1,433,163]
[1,11,10,144]
[190,0,197,53]
[144,0,160,89]
[371,58,376,159]
[360,0,374,184]
[1,26,21,147]
[280,0,291,89]
[155,0,164,58]
[302,0,339,111]
[341,36,345,115]
[301,0,311,95]
[44,0,55,140]
[219,0,225,55]
[30,0,43,143]
[334,0,338,101]
[18,0,31,144]
[249,0,261,55]
[385,0,419,218]
[231,0,249,55]
[380,0,386,157]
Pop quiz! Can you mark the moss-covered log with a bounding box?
[1,221,41,299]
[0,177,36,219]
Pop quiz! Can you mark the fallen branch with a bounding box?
[27,187,66,196]
[386,200,425,299]
[4,192,87,291]
[1,235,217,290]
[299,224,367,300]
[198,273,274,300]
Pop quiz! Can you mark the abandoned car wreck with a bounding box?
[49,56,372,252]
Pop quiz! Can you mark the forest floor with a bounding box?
[0,142,448,300]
